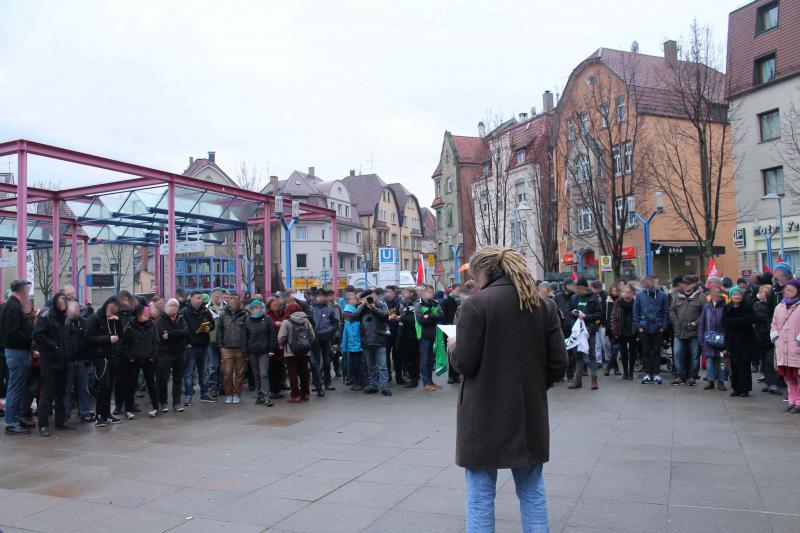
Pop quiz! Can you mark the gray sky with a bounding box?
[1,0,740,208]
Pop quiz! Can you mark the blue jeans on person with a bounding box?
[207,344,223,394]
[184,346,210,398]
[706,353,727,382]
[419,338,435,386]
[310,338,333,388]
[673,337,699,380]
[364,345,389,392]
[4,349,31,428]
[64,361,92,419]
[465,464,548,533]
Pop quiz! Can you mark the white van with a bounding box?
[346,271,417,290]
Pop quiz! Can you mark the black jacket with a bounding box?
[396,297,419,345]
[0,295,33,350]
[752,298,773,349]
[569,292,604,334]
[67,315,87,361]
[156,312,190,357]
[32,305,71,369]
[553,290,574,334]
[414,299,444,340]
[352,300,390,347]
[217,307,247,349]
[722,301,757,362]
[243,314,277,357]
[122,320,160,362]
[180,304,215,348]
[84,297,123,360]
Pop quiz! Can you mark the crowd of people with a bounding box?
[1,257,798,437]
[538,261,800,407]
[0,278,479,436]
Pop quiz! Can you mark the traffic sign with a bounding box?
[600,256,613,272]
[431,274,441,287]
[435,261,444,274]
[379,248,399,264]
[378,247,400,287]
[427,253,435,267]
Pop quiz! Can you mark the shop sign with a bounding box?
[733,228,746,248]
[563,253,576,265]
[600,256,613,272]
[621,247,636,260]
[754,221,800,236]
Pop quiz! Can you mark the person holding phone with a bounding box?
[84,296,124,426]
[179,291,216,406]
[156,298,189,413]
[352,289,392,396]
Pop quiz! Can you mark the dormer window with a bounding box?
[516,150,525,164]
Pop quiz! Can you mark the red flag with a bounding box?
[764,264,771,273]
[571,269,578,282]
[416,253,425,285]
[707,257,719,278]
[778,255,784,263]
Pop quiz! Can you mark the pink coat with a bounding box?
[771,302,800,369]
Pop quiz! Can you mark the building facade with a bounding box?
[727,0,800,273]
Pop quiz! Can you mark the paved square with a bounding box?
[2,375,800,532]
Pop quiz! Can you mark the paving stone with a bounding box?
[666,505,771,533]
[567,499,668,532]
[251,474,348,502]
[139,487,241,516]
[273,501,385,532]
[319,480,417,509]
[361,509,464,533]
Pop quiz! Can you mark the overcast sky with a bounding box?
[1,0,741,208]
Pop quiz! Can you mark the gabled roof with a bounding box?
[262,170,325,198]
[421,208,436,239]
[431,160,443,179]
[183,158,237,187]
[342,173,388,216]
[451,135,489,164]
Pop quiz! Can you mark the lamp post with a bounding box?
[633,191,665,277]
[754,218,779,271]
[448,233,464,283]
[762,193,785,260]
[275,195,300,290]
[511,201,532,252]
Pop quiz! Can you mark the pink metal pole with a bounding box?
[0,248,4,300]
[82,239,89,304]
[16,148,27,280]
[263,203,271,296]
[235,230,242,295]
[153,245,161,297]
[71,223,78,287]
[52,199,60,294]
[331,214,339,293]
[168,182,176,297]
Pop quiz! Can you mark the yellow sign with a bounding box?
[338,277,347,289]
[292,277,308,290]
[428,253,435,267]
[308,278,319,288]
[600,256,613,272]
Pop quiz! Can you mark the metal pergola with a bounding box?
[0,139,338,300]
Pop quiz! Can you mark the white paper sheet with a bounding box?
[437,324,457,338]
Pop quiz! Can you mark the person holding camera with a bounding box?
[352,289,392,396]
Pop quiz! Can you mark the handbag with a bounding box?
[703,306,726,348]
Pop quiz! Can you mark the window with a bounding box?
[579,112,589,134]
[296,254,307,268]
[600,103,609,128]
[295,226,308,240]
[391,212,397,224]
[616,96,626,122]
[754,53,776,85]
[436,209,442,229]
[516,150,525,164]
[763,166,784,195]
[446,206,454,227]
[612,145,622,176]
[615,196,636,228]
[623,141,632,173]
[759,109,780,141]
[756,1,779,34]
[322,257,326,268]
[567,118,575,140]
[345,205,350,218]
[92,256,102,272]
[515,181,528,203]
[479,190,490,214]
[577,207,592,233]
[446,176,454,193]
[435,180,441,197]
[339,255,345,269]
[482,163,490,176]
[574,154,591,182]
[404,259,409,270]
[109,257,119,272]
[321,228,326,240]
[391,234,398,247]
[350,258,355,270]
[403,236,409,248]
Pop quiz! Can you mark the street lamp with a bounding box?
[754,218,780,271]
[512,201,532,251]
[761,193,785,260]
[448,233,464,283]
[274,195,301,290]
[634,191,665,277]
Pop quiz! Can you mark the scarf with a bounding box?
[782,296,800,307]
[343,304,356,321]
[249,310,265,319]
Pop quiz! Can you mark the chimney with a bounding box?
[189,156,194,165]
[308,166,315,177]
[519,112,528,120]
[208,151,216,163]
[663,40,678,63]
[269,175,279,194]
[478,121,486,138]
[349,170,356,177]
[542,90,554,112]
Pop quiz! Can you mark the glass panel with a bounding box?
[173,187,205,213]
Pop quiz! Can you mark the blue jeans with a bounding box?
[673,337,699,380]
[4,349,31,428]
[465,465,548,533]
[706,354,727,382]
[364,345,389,392]
[207,345,223,394]
[184,346,210,398]
[65,361,93,418]
[419,338,434,385]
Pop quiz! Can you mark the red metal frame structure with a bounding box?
[0,139,339,298]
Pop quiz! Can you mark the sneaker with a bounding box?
[124,411,135,420]
[756,376,766,383]
[94,417,108,428]
[287,397,301,404]
[108,416,122,424]
[641,374,653,384]
[350,385,364,391]
[225,396,233,404]
[132,405,141,413]
[112,407,121,416]
[232,396,241,404]
[654,375,663,384]
[423,384,438,392]
[200,395,216,403]
[688,379,697,386]
[148,409,159,418]
[269,392,284,399]
[325,385,336,391]
[184,396,193,407]
[363,386,378,394]
[173,404,185,412]
[255,395,266,405]
[160,403,169,413]
[671,377,685,386]
[381,389,392,397]
[264,399,274,407]
[768,385,779,395]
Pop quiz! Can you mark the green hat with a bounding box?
[728,286,743,298]
[201,293,210,304]
[248,299,264,309]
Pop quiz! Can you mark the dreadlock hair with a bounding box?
[469,245,540,312]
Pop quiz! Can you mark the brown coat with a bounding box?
[451,276,567,469]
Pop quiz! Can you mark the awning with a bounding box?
[652,241,725,256]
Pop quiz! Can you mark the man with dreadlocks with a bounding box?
[449,246,567,532]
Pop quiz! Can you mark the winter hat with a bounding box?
[247,299,264,310]
[201,293,210,304]
[728,286,744,298]
[775,262,793,277]
[576,278,589,287]
[785,279,800,292]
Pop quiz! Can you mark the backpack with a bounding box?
[288,318,312,355]
[313,305,334,341]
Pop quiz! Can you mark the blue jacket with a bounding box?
[633,289,669,334]
[341,305,362,353]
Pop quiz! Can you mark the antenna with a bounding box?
[367,153,380,173]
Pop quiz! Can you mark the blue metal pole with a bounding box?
[284,225,292,290]
[766,232,774,271]
[451,245,460,283]
[363,260,368,288]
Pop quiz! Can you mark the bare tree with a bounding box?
[556,53,650,276]
[472,118,516,248]
[649,21,738,265]
[31,182,70,300]
[778,89,800,197]
[102,244,134,294]
[519,147,560,275]
[234,162,268,293]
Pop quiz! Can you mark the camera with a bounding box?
[366,296,374,304]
